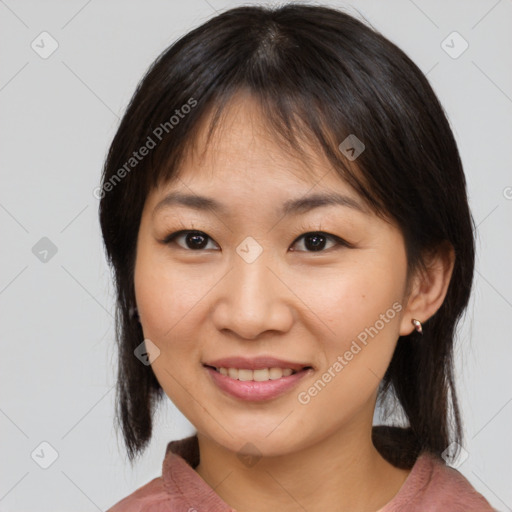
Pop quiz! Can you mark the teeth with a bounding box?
[215,367,296,381]
[253,368,270,381]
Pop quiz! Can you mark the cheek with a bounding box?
[297,252,407,395]
[134,247,207,408]
[303,264,403,340]
[293,269,404,426]
[134,242,207,342]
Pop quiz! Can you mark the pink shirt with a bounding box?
[106,435,497,511]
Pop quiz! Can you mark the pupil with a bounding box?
[187,232,208,249]
[306,234,325,251]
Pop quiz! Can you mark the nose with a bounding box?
[211,251,294,340]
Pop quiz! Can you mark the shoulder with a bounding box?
[105,476,171,512]
[394,452,496,511]
[105,435,201,512]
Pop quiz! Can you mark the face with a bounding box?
[134,94,411,458]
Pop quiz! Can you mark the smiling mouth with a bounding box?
[203,365,313,382]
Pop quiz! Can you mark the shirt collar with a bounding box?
[161,433,433,512]
[162,434,237,512]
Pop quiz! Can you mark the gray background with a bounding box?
[0,0,511,510]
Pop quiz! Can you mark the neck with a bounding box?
[195,419,410,512]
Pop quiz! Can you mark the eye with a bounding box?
[163,230,219,251]
[161,229,351,253]
[290,231,349,252]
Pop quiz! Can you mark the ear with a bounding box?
[399,241,455,336]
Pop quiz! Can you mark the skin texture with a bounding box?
[134,93,455,512]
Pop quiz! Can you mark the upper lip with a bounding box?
[203,356,313,371]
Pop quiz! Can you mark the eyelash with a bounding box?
[160,222,353,253]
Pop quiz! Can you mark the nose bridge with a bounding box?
[232,243,277,313]
[213,240,293,339]
[234,247,273,301]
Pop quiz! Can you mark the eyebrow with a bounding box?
[153,191,368,218]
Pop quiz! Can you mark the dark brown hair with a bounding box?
[99,3,475,466]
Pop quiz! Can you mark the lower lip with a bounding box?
[204,366,312,402]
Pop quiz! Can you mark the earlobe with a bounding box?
[399,242,455,336]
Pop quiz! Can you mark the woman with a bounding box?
[99,3,496,510]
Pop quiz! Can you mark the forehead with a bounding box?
[155,92,363,203]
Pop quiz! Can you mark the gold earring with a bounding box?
[411,318,423,334]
